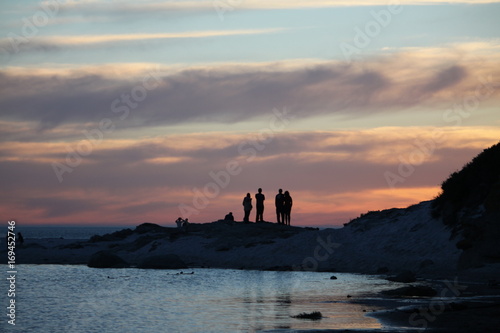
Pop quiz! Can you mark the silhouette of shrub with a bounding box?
[432,141,500,225]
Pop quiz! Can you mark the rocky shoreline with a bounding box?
[3,218,500,332]
[4,205,500,280]
[4,143,498,332]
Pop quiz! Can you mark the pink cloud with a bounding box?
[2,127,498,226]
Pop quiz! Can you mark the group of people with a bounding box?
[177,188,293,227]
[175,217,190,231]
[242,188,293,225]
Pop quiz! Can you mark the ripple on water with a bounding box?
[2,266,402,333]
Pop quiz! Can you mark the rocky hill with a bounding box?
[431,141,500,269]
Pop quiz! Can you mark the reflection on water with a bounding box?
[1,266,400,332]
[234,270,384,332]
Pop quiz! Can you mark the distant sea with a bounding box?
[5,224,333,240]
[4,225,129,239]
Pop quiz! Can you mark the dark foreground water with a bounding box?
[0,266,407,333]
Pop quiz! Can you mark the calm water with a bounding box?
[0,266,403,333]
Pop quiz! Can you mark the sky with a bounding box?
[0,0,499,227]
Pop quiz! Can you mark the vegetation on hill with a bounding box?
[432,141,500,225]
[431,141,500,268]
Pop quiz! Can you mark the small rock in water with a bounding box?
[330,275,337,280]
[291,311,323,320]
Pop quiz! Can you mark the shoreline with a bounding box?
[6,256,500,332]
[3,219,500,280]
[7,260,500,332]
[261,278,500,332]
[3,220,500,332]
[362,280,500,333]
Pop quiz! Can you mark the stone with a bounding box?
[87,251,129,268]
[382,285,437,297]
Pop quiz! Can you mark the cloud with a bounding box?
[52,28,287,45]
[53,0,500,14]
[0,28,287,54]
[23,196,103,218]
[1,126,498,224]
[1,45,499,131]
[420,65,467,94]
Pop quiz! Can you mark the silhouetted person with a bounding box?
[242,193,252,222]
[175,217,183,229]
[283,191,293,226]
[182,218,189,232]
[255,188,265,222]
[17,232,24,246]
[275,189,284,224]
[224,212,234,221]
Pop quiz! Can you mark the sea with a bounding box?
[0,267,407,333]
[5,225,334,240]
[4,225,130,240]
[1,226,412,332]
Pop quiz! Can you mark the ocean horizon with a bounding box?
[2,225,129,240]
[4,223,336,240]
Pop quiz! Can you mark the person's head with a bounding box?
[278,189,282,193]
[246,193,250,197]
[258,188,262,193]
[229,212,233,215]
[284,190,289,196]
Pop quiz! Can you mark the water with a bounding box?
[3,226,129,240]
[1,266,402,333]
[5,226,335,240]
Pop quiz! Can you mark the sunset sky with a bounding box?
[1,0,499,227]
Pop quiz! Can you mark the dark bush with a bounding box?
[432,141,500,225]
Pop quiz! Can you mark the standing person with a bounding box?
[283,191,293,226]
[275,189,284,224]
[255,188,265,222]
[182,218,190,232]
[242,193,252,222]
[175,217,184,229]
[17,232,24,246]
